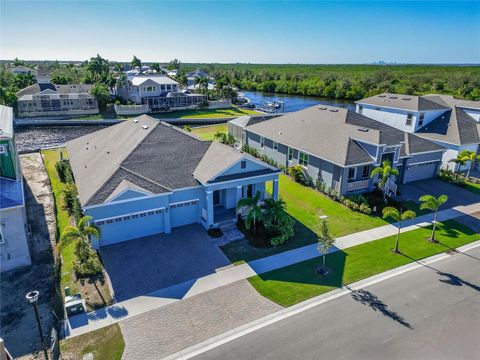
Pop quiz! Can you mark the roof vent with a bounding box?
[402,97,411,101]
[329,109,339,112]
[378,95,386,98]
[390,96,398,99]
[358,128,369,132]
[133,119,139,123]
[142,125,149,130]
[319,107,327,110]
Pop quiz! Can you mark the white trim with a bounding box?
[170,198,200,207]
[106,186,153,203]
[206,155,279,184]
[406,160,442,166]
[204,171,281,188]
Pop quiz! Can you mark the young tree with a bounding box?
[237,191,263,233]
[382,207,416,253]
[317,220,336,275]
[419,194,448,242]
[61,216,102,276]
[448,156,467,180]
[370,160,399,201]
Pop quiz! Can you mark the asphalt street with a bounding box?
[195,246,480,360]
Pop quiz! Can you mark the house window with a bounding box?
[241,160,246,169]
[0,145,6,154]
[418,113,425,126]
[260,136,265,149]
[288,147,294,162]
[299,152,309,167]
[348,168,356,182]
[362,165,370,179]
[406,113,413,126]
[241,131,246,144]
[273,141,278,150]
[358,105,363,114]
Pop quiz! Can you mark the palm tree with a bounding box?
[458,150,480,179]
[382,207,416,253]
[419,194,448,242]
[317,220,336,275]
[237,191,263,233]
[448,156,467,180]
[263,197,287,226]
[150,62,161,73]
[370,160,399,201]
[61,215,102,275]
[131,55,142,73]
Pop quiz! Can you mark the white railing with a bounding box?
[347,179,370,192]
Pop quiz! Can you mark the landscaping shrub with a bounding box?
[438,168,467,187]
[55,160,74,184]
[74,240,103,276]
[288,165,308,185]
[207,228,223,238]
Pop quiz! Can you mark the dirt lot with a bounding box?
[0,153,57,359]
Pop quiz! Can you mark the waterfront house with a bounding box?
[116,75,207,113]
[186,69,215,91]
[228,105,445,196]
[355,94,480,170]
[0,105,31,272]
[66,116,279,247]
[16,83,98,118]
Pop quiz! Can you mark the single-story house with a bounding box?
[66,116,280,248]
[355,93,480,170]
[228,105,445,196]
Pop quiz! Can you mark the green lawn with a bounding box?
[249,220,478,307]
[60,323,124,360]
[465,180,480,195]
[152,107,258,119]
[221,175,388,263]
[191,124,227,141]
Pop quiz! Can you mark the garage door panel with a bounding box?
[98,211,165,246]
[405,162,438,183]
[170,201,199,228]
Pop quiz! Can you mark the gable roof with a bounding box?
[129,75,178,86]
[243,105,443,167]
[356,93,450,112]
[16,83,93,97]
[104,179,153,203]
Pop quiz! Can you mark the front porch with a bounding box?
[203,177,279,228]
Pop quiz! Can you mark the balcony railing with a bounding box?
[347,179,370,192]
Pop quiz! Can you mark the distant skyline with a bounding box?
[1,1,479,64]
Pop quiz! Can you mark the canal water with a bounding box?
[15,91,355,152]
[241,90,356,112]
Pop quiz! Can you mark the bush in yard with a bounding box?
[288,165,308,185]
[55,159,74,184]
[359,203,372,214]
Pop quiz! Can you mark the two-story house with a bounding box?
[355,94,480,170]
[16,83,99,118]
[116,75,207,112]
[0,105,31,272]
[229,105,445,196]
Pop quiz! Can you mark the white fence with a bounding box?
[346,179,370,192]
[114,104,150,115]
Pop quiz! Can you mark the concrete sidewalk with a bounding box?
[63,202,480,338]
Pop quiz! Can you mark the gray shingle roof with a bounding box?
[356,93,450,112]
[245,105,443,167]
[17,83,93,97]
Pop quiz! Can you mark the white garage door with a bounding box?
[170,200,199,228]
[97,209,165,247]
[404,162,438,183]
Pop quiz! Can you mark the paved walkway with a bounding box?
[63,201,480,338]
[120,280,281,360]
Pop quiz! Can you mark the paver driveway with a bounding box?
[398,178,480,207]
[100,224,231,301]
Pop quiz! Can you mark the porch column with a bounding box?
[164,207,171,233]
[272,178,279,201]
[236,186,242,207]
[206,190,214,228]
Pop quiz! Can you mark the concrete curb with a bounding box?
[162,239,480,360]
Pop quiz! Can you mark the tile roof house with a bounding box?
[0,105,31,272]
[228,105,445,195]
[16,83,98,118]
[66,116,280,247]
[356,93,480,170]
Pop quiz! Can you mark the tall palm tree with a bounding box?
[263,197,287,226]
[458,150,480,179]
[237,191,263,233]
[131,55,142,73]
[419,194,448,242]
[382,207,416,253]
[370,160,399,201]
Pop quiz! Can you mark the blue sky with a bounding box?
[1,1,479,63]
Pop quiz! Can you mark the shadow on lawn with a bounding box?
[346,287,412,329]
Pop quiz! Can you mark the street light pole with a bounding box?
[26,291,49,360]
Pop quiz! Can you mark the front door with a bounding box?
[213,190,221,206]
[247,184,253,198]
